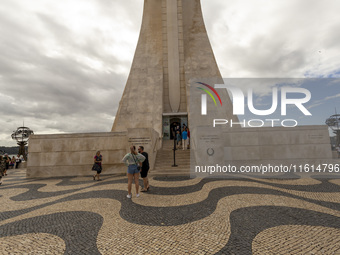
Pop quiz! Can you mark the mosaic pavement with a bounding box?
[0,169,340,254]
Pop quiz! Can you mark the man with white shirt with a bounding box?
[15,155,22,169]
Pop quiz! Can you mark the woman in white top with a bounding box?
[122,146,145,198]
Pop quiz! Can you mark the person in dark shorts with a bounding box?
[138,146,150,192]
[92,151,103,181]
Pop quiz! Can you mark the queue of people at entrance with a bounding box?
[172,122,190,150]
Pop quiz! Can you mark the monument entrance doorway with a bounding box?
[162,114,188,140]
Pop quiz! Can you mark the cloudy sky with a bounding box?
[1,0,340,146]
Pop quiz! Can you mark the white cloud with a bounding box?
[325,93,340,101]
[0,0,339,146]
[202,0,340,78]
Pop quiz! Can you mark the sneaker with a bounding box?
[136,193,140,198]
[127,194,132,199]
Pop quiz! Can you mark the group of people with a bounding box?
[91,145,150,198]
[174,123,190,150]
[0,154,24,185]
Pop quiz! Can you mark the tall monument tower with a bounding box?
[112,0,236,138]
[27,0,334,178]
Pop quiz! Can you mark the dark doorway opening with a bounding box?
[170,118,181,140]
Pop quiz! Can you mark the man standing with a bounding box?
[186,127,190,148]
[138,146,150,192]
[15,155,22,169]
[182,129,188,150]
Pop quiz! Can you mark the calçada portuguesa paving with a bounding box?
[0,169,340,254]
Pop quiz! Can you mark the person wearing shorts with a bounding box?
[122,146,145,198]
[138,146,150,192]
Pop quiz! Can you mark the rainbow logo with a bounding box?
[196,82,222,106]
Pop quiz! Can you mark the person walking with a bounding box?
[0,155,5,185]
[92,151,103,181]
[138,146,150,192]
[182,128,188,150]
[3,154,9,176]
[122,146,145,198]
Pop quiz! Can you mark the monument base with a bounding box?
[27,129,161,178]
[191,125,336,178]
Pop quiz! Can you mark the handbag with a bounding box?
[132,154,141,171]
[92,163,102,171]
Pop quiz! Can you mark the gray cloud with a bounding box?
[0,0,136,145]
[0,0,340,146]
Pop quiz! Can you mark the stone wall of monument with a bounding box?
[192,125,333,171]
[27,132,128,177]
[182,0,238,124]
[223,125,333,163]
[111,0,164,136]
[162,0,187,113]
[27,129,161,178]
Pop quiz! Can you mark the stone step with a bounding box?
[156,156,190,159]
[152,166,191,170]
[154,166,191,170]
[155,156,190,161]
[157,150,190,152]
[152,166,191,169]
[155,160,190,163]
[149,171,191,176]
[154,155,190,160]
[152,139,191,176]
[154,161,193,166]
[157,151,190,156]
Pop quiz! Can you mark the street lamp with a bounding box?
[11,126,34,161]
[325,114,340,149]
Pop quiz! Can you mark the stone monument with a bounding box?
[27,0,334,178]
[112,0,238,138]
